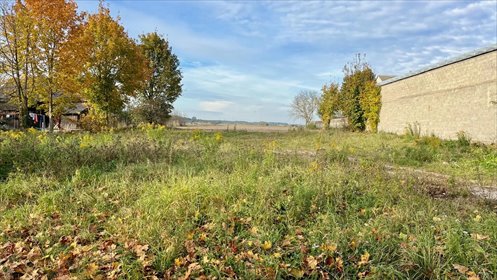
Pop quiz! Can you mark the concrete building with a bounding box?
[378,45,497,143]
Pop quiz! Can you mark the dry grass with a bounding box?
[177,123,297,133]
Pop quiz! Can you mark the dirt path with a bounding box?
[276,149,497,201]
[382,164,497,200]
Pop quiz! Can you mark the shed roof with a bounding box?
[0,93,9,103]
[379,44,497,86]
[64,103,88,115]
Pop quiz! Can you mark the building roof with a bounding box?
[64,103,88,115]
[0,102,17,111]
[379,44,497,86]
[0,93,9,103]
[377,75,396,82]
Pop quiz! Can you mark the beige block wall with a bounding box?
[378,51,497,143]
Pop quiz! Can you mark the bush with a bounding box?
[405,122,421,139]
[80,110,107,132]
[401,145,435,164]
[306,122,318,130]
[416,135,442,149]
[0,127,175,180]
[456,131,471,147]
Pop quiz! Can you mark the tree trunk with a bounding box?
[48,92,54,132]
[19,96,29,128]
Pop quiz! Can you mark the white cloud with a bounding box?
[199,101,234,112]
[445,1,496,16]
[76,0,497,123]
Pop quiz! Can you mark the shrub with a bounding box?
[306,122,318,130]
[80,110,107,132]
[405,122,421,139]
[403,145,435,164]
[456,131,471,147]
[0,128,175,180]
[416,135,442,149]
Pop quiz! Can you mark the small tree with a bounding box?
[291,90,318,126]
[135,32,182,124]
[318,82,340,129]
[340,54,376,131]
[77,3,147,127]
[360,81,381,132]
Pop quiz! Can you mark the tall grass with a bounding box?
[0,129,496,279]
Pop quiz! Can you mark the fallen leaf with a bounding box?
[86,263,99,276]
[250,227,258,235]
[335,257,344,271]
[261,241,272,250]
[466,271,480,280]
[452,264,469,274]
[321,243,337,252]
[174,257,184,267]
[290,268,304,278]
[471,234,489,241]
[306,256,318,270]
[358,251,370,266]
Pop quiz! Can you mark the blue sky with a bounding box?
[76,0,497,123]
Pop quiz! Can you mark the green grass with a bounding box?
[1,128,496,279]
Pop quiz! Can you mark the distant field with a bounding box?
[177,123,296,132]
[1,128,496,279]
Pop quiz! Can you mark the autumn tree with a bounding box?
[360,81,381,132]
[26,0,82,132]
[291,90,319,126]
[134,32,182,124]
[340,54,377,131]
[318,82,340,129]
[0,0,37,128]
[78,3,147,126]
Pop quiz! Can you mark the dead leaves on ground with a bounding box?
[0,213,487,279]
[0,235,156,280]
[0,212,156,280]
[167,221,375,279]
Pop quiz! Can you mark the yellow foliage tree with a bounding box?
[318,83,340,129]
[77,2,148,127]
[26,0,82,132]
[360,81,381,132]
[0,1,37,128]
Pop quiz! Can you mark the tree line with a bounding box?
[291,55,381,132]
[0,0,182,131]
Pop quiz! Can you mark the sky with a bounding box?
[76,0,497,124]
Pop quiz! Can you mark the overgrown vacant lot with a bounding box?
[1,127,496,279]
